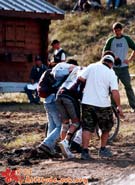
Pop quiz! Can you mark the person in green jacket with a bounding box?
[103,22,135,113]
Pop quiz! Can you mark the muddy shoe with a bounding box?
[38,144,54,156]
[59,140,75,159]
[81,149,91,160]
[130,108,135,113]
[99,148,112,158]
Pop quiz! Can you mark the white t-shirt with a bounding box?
[59,66,85,90]
[80,62,118,107]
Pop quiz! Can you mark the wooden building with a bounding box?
[0,0,64,92]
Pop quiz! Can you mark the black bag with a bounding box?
[37,69,56,98]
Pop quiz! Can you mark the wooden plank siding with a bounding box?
[0,18,50,82]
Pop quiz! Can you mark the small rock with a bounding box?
[7,158,20,166]
[20,159,32,166]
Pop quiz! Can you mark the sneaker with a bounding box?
[130,108,135,113]
[38,143,54,156]
[81,149,91,160]
[59,140,75,159]
[99,148,112,158]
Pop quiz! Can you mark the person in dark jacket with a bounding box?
[48,40,66,68]
[25,55,47,104]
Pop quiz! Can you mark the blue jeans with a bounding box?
[43,101,61,150]
[106,0,120,8]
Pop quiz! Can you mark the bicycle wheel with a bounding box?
[108,106,120,142]
[96,106,120,143]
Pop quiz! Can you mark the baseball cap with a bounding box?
[102,55,115,63]
[35,55,41,61]
[51,39,59,46]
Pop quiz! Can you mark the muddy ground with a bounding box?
[0,102,135,185]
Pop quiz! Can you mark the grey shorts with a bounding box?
[56,95,79,122]
[82,104,114,133]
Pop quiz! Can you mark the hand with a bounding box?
[31,79,34,84]
[124,59,129,65]
[117,106,125,118]
[69,65,75,72]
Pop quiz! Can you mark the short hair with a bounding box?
[51,39,60,46]
[66,59,78,66]
[102,50,115,58]
[112,22,123,30]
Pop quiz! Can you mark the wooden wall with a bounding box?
[0,18,50,82]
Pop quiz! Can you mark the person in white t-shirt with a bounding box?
[79,54,124,160]
[48,40,66,68]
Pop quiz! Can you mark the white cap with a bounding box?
[102,55,115,63]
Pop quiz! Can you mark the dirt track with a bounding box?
[0,103,135,185]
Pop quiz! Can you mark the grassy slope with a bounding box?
[50,2,135,73]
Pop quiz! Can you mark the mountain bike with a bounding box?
[45,101,120,143]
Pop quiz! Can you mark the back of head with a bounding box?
[102,50,115,58]
[66,59,78,66]
[101,55,115,64]
[51,39,60,46]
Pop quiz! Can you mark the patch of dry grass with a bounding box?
[4,133,43,149]
[49,3,135,72]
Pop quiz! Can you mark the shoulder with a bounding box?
[106,36,115,42]
[123,35,135,49]
[42,64,48,69]
[58,48,65,53]
[123,35,132,39]
[122,35,134,42]
[31,65,36,71]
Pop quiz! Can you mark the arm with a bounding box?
[102,36,114,54]
[124,35,135,64]
[111,90,124,117]
[61,52,66,62]
[127,50,135,63]
[78,76,86,83]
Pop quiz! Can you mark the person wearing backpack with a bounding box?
[38,60,78,156]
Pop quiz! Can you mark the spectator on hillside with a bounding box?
[106,0,126,10]
[25,56,47,104]
[48,39,66,68]
[103,22,135,113]
[72,0,101,12]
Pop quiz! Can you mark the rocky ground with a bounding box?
[0,102,135,185]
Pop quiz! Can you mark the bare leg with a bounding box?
[82,130,91,149]
[101,131,109,147]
